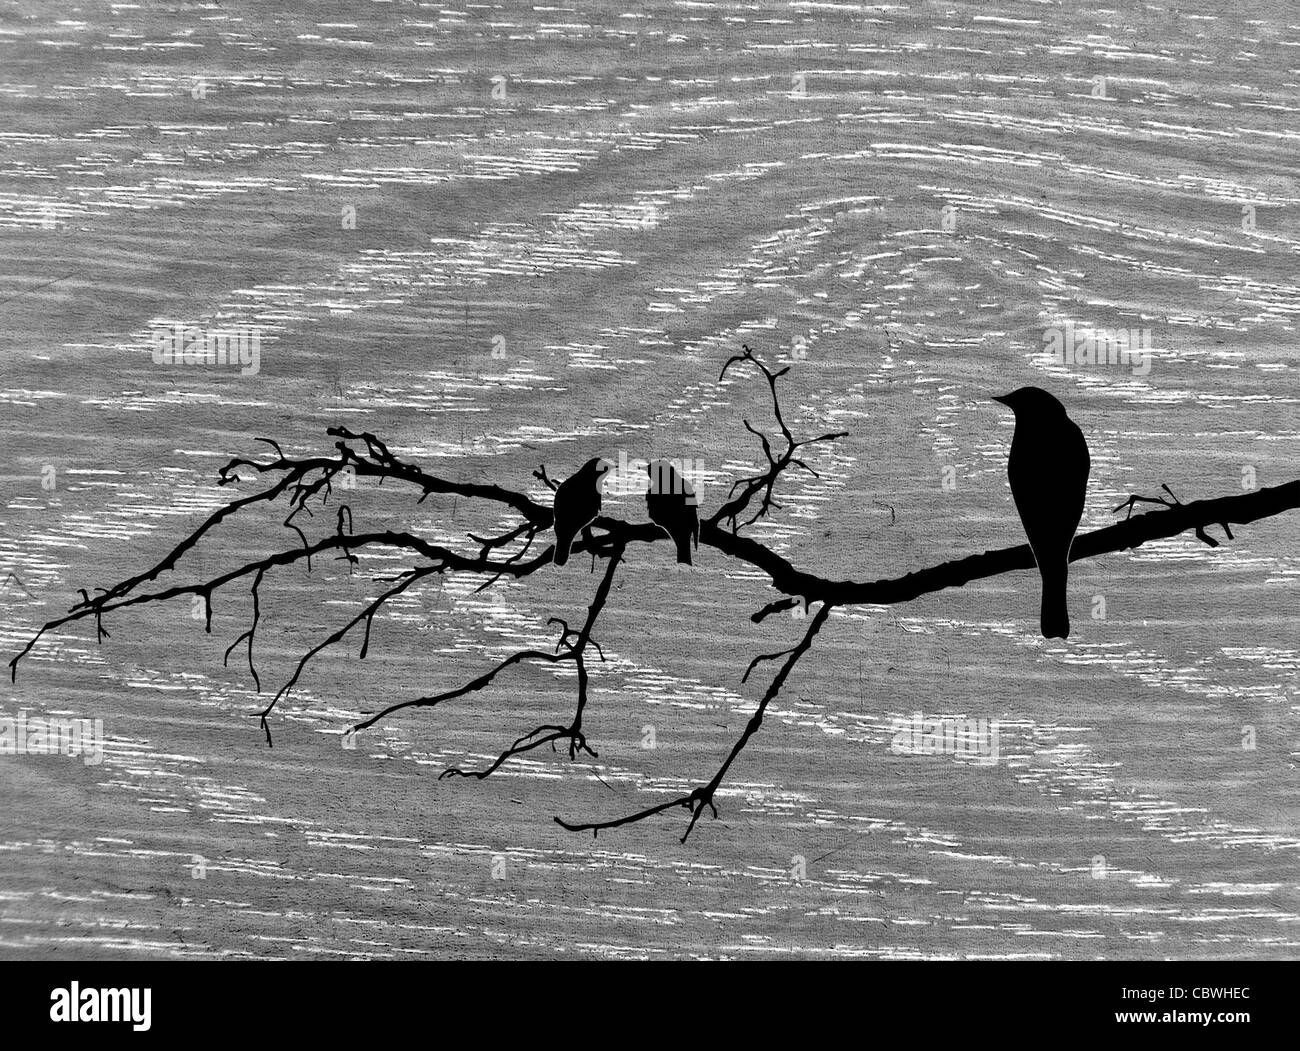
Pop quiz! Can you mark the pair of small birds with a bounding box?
[550,387,1090,640]
[551,459,699,567]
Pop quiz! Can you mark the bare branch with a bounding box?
[556,603,834,841]
[257,565,439,746]
[437,545,625,777]
[11,342,1300,841]
[711,343,848,533]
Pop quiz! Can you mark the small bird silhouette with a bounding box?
[552,457,611,566]
[993,387,1091,639]
[646,460,699,565]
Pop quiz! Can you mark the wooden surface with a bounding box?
[1,0,1298,959]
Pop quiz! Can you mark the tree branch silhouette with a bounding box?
[10,347,1300,839]
[556,602,834,842]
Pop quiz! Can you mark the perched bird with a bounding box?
[645,460,699,565]
[551,457,612,566]
[993,387,1091,639]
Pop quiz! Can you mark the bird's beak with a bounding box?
[992,394,1011,406]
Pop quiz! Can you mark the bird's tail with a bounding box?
[674,533,692,565]
[1039,564,1070,639]
[553,536,572,566]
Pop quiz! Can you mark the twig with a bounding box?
[556,603,833,841]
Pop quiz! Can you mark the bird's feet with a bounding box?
[1112,482,1183,519]
[1112,483,1234,547]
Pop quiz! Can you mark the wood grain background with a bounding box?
[1,0,1298,959]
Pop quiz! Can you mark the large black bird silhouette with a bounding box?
[993,387,1091,639]
[645,460,699,565]
[551,457,612,566]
